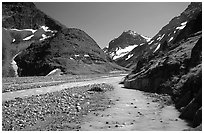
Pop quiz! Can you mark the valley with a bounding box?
[2,2,202,131]
[2,73,191,131]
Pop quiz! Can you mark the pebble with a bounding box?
[138,112,142,115]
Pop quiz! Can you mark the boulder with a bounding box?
[179,89,202,121]
[175,91,193,109]
[193,107,202,128]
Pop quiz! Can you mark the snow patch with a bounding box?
[11,53,21,77]
[23,34,34,41]
[40,34,50,41]
[181,21,187,26]
[176,21,187,30]
[141,35,151,42]
[84,54,89,57]
[75,54,80,57]
[40,25,56,33]
[70,57,74,60]
[12,38,15,42]
[125,54,134,60]
[156,34,165,41]
[112,45,138,60]
[8,28,37,33]
[11,60,18,77]
[126,30,138,36]
[168,37,174,42]
[140,43,145,46]
[153,43,161,53]
[148,40,154,45]
[46,68,62,76]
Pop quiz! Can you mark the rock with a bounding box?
[124,78,150,92]
[193,107,202,128]
[179,90,201,121]
[175,91,193,109]
[190,37,202,67]
[184,124,202,131]
[88,87,103,92]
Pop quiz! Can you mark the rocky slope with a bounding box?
[104,30,150,65]
[2,2,124,77]
[123,2,202,130]
[112,2,202,69]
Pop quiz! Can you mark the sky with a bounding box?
[35,2,190,48]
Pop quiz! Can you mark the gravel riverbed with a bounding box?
[2,83,114,131]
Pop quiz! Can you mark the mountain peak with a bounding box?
[124,30,139,36]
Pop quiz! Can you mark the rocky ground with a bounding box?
[2,74,191,131]
[2,72,127,93]
[2,83,114,131]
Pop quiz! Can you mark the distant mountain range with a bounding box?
[2,2,125,77]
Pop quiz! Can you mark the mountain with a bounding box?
[123,2,202,130]
[112,2,202,69]
[104,30,151,67]
[2,2,124,77]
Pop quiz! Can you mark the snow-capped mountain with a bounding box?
[104,30,150,61]
[2,2,124,77]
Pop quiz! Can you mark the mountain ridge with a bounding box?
[2,2,125,77]
[123,2,202,130]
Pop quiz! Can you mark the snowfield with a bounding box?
[112,45,138,60]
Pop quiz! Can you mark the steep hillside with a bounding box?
[15,28,123,76]
[104,30,150,62]
[2,2,124,77]
[116,2,202,69]
[123,2,202,130]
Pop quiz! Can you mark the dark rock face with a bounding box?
[2,2,64,31]
[123,2,202,129]
[2,2,124,77]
